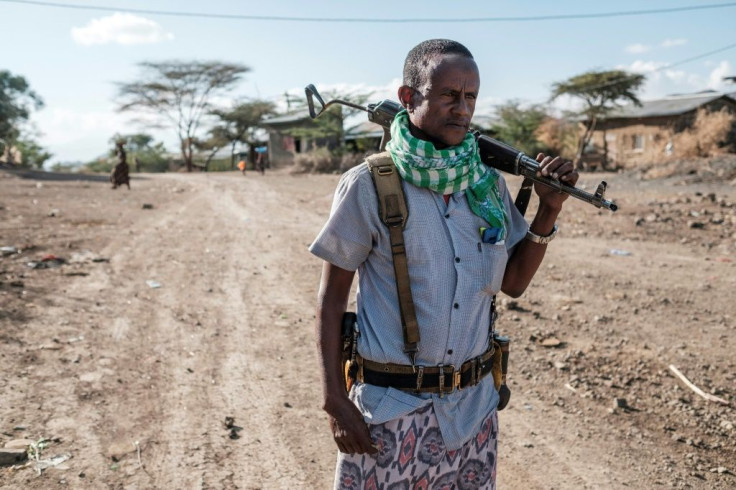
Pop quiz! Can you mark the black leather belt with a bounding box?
[356,346,494,396]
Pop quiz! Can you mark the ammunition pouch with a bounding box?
[341,312,359,391]
[491,334,511,410]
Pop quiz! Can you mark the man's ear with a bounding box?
[397,86,415,111]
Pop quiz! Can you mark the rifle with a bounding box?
[305,84,618,212]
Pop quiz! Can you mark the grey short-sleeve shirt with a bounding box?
[309,160,528,450]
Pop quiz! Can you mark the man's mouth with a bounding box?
[447,121,469,130]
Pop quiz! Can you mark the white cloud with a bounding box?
[625,43,651,54]
[34,106,175,162]
[616,60,707,99]
[626,60,668,74]
[282,80,401,130]
[281,79,401,113]
[707,60,733,90]
[661,38,688,48]
[71,13,174,46]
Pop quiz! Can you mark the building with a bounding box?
[260,109,341,167]
[588,91,736,169]
[344,121,384,153]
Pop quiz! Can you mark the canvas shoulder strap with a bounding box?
[365,152,419,364]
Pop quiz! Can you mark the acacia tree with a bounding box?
[208,99,276,169]
[0,70,44,162]
[16,137,53,169]
[109,133,168,172]
[285,89,372,153]
[192,127,229,171]
[490,101,550,157]
[116,61,249,172]
[551,69,645,166]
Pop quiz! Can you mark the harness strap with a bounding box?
[366,153,419,363]
[514,177,534,216]
[364,148,530,367]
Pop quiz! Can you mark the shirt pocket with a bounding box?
[478,240,509,295]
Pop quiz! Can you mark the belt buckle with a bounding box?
[438,364,459,398]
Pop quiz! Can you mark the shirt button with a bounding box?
[445,214,450,219]
[455,257,460,263]
[447,349,453,355]
[453,303,459,309]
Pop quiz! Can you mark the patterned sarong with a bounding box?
[334,405,498,490]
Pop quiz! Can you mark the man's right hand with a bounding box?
[326,395,378,455]
[315,262,376,454]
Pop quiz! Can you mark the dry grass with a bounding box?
[673,107,736,158]
[290,148,373,174]
[290,147,339,174]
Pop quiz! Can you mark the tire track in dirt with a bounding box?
[203,173,340,488]
[84,172,340,488]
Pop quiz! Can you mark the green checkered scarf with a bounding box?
[386,110,507,238]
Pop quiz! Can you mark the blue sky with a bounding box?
[1,0,735,163]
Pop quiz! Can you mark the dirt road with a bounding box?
[0,166,734,489]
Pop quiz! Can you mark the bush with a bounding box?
[205,157,233,172]
[291,147,340,174]
[673,108,736,158]
[135,154,170,173]
[534,117,578,159]
[83,158,114,173]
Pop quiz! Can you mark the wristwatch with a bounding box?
[525,224,558,244]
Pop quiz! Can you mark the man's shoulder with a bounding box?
[340,152,391,184]
[338,161,371,190]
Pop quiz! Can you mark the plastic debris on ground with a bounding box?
[1,246,17,256]
[27,255,66,269]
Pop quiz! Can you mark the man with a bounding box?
[310,39,578,489]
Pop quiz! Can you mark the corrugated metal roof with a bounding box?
[344,121,384,140]
[604,91,736,119]
[261,109,311,126]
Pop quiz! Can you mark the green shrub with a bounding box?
[206,157,234,172]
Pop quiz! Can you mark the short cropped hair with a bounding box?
[403,39,474,89]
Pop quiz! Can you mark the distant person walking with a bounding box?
[238,159,247,175]
[110,141,130,189]
[255,146,268,175]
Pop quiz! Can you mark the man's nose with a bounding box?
[453,97,472,117]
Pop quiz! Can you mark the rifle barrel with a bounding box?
[368,100,617,212]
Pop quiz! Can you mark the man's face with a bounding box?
[405,54,480,148]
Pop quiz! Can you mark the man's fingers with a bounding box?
[538,157,578,181]
[332,420,377,454]
[536,155,561,177]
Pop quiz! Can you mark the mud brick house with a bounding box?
[260,110,340,167]
[587,91,736,169]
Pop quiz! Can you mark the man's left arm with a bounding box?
[501,155,578,297]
